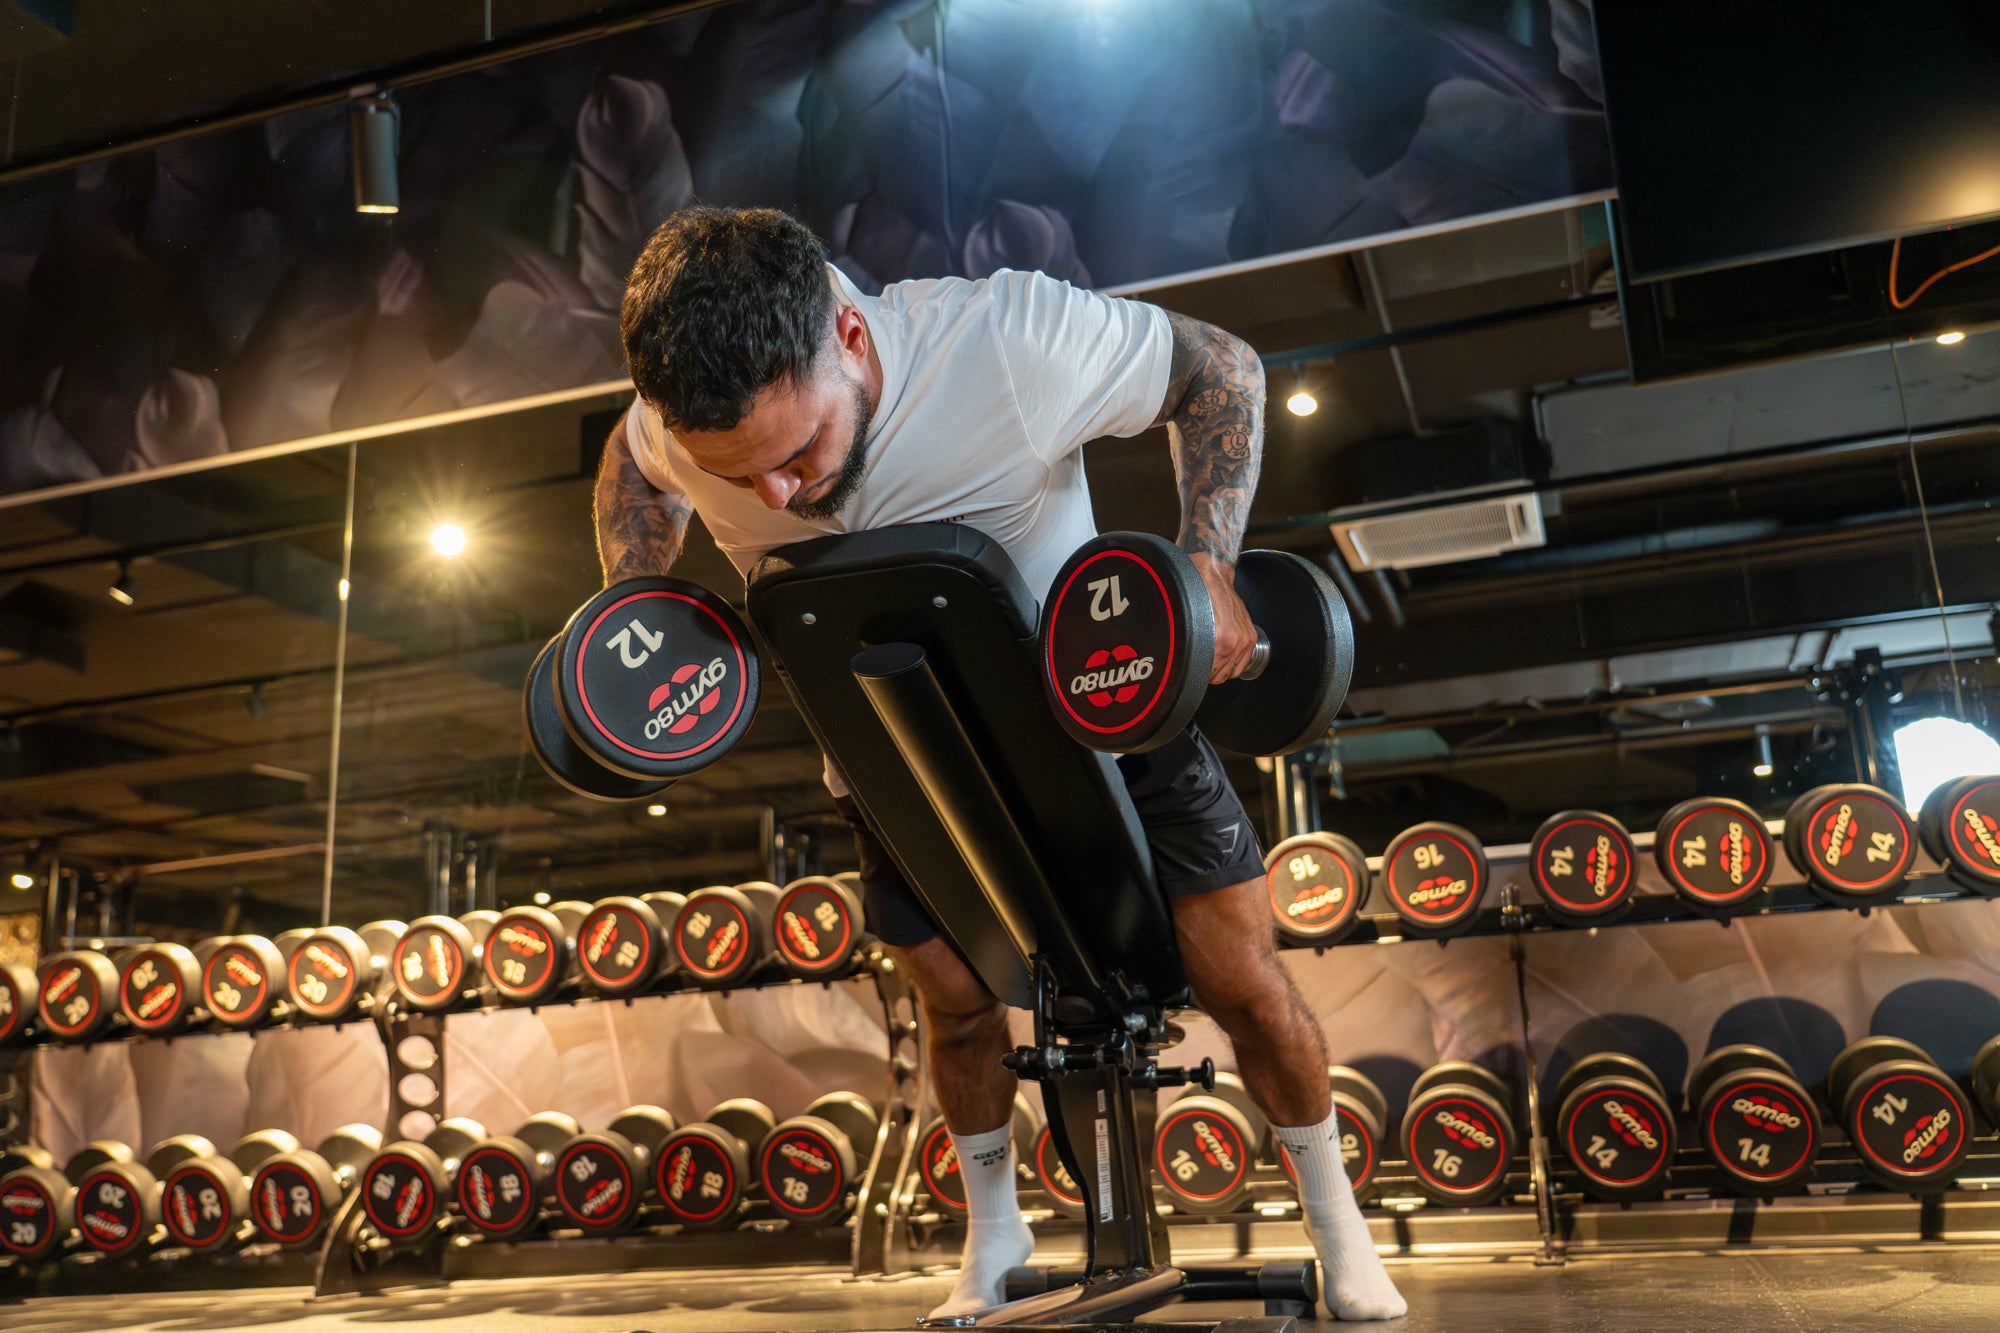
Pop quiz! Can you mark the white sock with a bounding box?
[926,1123,1035,1320]
[1272,1109,1406,1322]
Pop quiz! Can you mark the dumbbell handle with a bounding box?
[1242,632,1270,681]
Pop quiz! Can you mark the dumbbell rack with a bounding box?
[315,952,922,1296]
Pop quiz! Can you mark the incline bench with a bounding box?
[747,523,1315,1332]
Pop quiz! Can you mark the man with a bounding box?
[598,206,1404,1323]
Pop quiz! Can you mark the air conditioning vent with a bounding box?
[1331,492,1546,571]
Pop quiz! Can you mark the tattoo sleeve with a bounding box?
[594,424,694,583]
[1154,311,1264,567]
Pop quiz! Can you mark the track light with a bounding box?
[430,523,467,557]
[8,873,31,891]
[350,93,401,215]
[108,561,136,606]
[1286,390,1319,417]
[1937,330,1967,346]
[1753,729,1775,778]
[646,803,667,818]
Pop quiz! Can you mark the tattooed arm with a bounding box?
[595,419,694,584]
[1154,311,1266,682]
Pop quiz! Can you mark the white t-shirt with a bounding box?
[623,265,1172,602]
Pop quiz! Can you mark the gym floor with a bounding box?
[7,1246,1999,1333]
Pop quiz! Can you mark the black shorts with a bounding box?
[835,729,1266,948]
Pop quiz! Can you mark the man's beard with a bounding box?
[788,375,875,522]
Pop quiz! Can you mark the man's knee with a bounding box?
[891,939,1006,1038]
[1193,957,1299,1040]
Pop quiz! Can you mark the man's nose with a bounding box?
[752,472,798,510]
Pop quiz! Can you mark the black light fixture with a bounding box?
[350,93,401,215]
[108,561,136,606]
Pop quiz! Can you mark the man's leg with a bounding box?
[1170,878,1406,1322]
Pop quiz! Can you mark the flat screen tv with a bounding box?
[1596,0,2000,281]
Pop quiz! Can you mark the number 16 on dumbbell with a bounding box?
[1040,533,1355,756]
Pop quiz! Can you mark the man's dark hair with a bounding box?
[620,206,834,433]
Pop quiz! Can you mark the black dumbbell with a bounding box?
[37,950,119,1042]
[1655,796,1774,916]
[1922,776,2000,896]
[72,1136,210,1258]
[1039,532,1352,757]
[286,921,404,1023]
[1784,784,1917,907]
[1379,823,1490,938]
[357,1118,487,1244]
[159,1130,299,1252]
[773,876,870,980]
[197,935,287,1029]
[1529,810,1640,926]
[761,1092,880,1226]
[0,1147,73,1261]
[1155,1072,1268,1214]
[116,943,201,1036]
[1264,832,1369,946]
[248,1124,384,1248]
[482,902,590,1006]
[674,883,780,988]
[552,1105,676,1235]
[573,894,684,997]
[1554,1054,1676,1201]
[917,1095,1037,1219]
[1400,1063,1518,1206]
[656,1098,776,1230]
[390,913,499,1013]
[0,962,34,1046]
[453,1112,582,1240]
[1030,1118,1087,1218]
[1686,1045,1820,1196]
[1827,1036,1969,1192]
[1276,1066,1390,1202]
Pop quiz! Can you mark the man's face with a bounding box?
[672,335,875,521]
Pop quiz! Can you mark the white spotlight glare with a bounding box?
[431,523,467,557]
[1286,390,1319,417]
[8,873,31,891]
[1753,730,1775,778]
[1936,330,1967,346]
[1894,716,2000,811]
[646,803,668,818]
[532,892,551,905]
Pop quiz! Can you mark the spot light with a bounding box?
[646,803,667,818]
[1753,728,1775,778]
[8,873,32,891]
[108,561,136,606]
[431,523,467,557]
[1895,716,2000,811]
[532,892,550,905]
[350,93,401,214]
[1937,330,1967,346]
[1286,389,1319,417]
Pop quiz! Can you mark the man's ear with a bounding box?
[833,305,870,364]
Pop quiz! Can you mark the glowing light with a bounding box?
[108,562,136,606]
[1894,716,2000,810]
[1753,731,1775,778]
[646,803,667,817]
[8,874,31,891]
[431,524,467,557]
[1286,391,1319,417]
[532,892,551,905]
[1937,330,1966,346]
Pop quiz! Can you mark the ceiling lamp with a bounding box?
[351,93,401,215]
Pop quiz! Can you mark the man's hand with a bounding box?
[1192,553,1259,683]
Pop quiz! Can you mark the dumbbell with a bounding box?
[521,578,762,802]
[1039,532,1353,757]
[0,1147,73,1261]
[1686,1045,1820,1195]
[248,1124,384,1248]
[159,1130,299,1252]
[1264,832,1369,946]
[552,1105,676,1235]
[1922,775,2000,896]
[72,1135,213,1258]
[1554,1054,1676,1201]
[1827,1036,1969,1192]
[37,949,119,1042]
[1784,784,1916,907]
[1379,823,1490,938]
[117,942,201,1036]
[286,921,405,1023]
[1275,1067,1390,1201]
[357,1118,486,1244]
[1031,1119,1087,1218]
[482,902,591,1005]
[761,1092,880,1226]
[1400,1063,1518,1206]
[197,935,288,1029]
[773,876,870,980]
[1655,796,1774,916]
[573,893,685,996]
[656,1098,776,1230]
[454,1112,581,1240]
[1529,810,1639,926]
[1155,1073,1268,1214]
[674,883,780,988]
[391,912,498,1013]
[0,962,34,1046]
[917,1095,1037,1219]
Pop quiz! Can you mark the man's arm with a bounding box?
[1154,311,1265,682]
[595,421,694,584]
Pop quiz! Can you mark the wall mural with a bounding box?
[0,0,1609,499]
